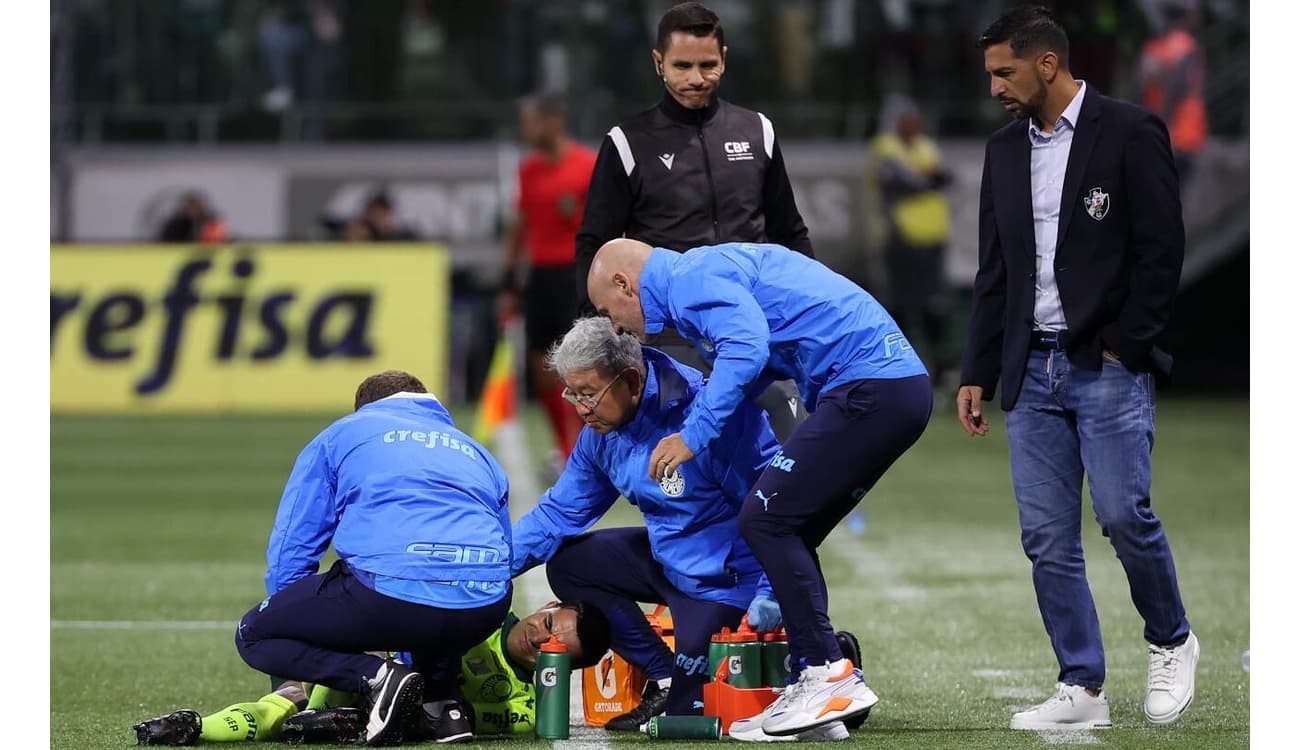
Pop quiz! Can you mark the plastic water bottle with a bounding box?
[708,628,731,681]
[1242,650,1250,672]
[761,628,791,687]
[727,629,762,689]
[535,636,570,739]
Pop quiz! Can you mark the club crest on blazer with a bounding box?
[1085,187,1110,221]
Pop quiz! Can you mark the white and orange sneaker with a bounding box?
[759,660,878,737]
[729,696,850,743]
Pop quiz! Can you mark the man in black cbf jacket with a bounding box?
[574,1,812,441]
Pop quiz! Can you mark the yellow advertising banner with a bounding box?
[51,244,449,413]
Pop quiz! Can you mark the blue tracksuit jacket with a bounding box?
[264,393,512,607]
[638,243,928,454]
[511,348,777,610]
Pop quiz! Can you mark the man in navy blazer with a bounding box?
[956,5,1198,732]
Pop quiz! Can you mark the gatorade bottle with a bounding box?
[646,715,722,739]
[709,627,731,682]
[535,636,571,739]
[761,628,792,687]
[727,629,762,689]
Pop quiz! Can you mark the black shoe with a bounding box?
[604,681,668,732]
[361,660,426,746]
[835,630,870,730]
[133,708,201,746]
[280,707,363,745]
[407,699,475,743]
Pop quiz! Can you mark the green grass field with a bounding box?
[51,397,1249,749]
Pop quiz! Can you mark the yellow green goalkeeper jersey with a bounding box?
[460,612,537,735]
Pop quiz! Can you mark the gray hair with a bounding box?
[547,317,646,380]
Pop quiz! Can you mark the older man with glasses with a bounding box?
[511,317,852,741]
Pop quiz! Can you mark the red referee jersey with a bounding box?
[517,142,597,268]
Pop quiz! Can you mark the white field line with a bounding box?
[52,620,234,630]
[494,415,613,748]
[1038,730,1102,744]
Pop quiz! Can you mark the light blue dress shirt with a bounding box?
[1028,80,1087,332]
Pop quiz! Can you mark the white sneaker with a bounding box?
[1145,631,1199,725]
[730,718,849,742]
[760,660,878,736]
[730,697,850,742]
[1009,683,1112,730]
[729,695,783,741]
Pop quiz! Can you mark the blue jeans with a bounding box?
[1007,349,1189,689]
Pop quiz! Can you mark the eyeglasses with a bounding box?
[561,371,625,410]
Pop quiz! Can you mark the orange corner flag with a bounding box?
[472,333,517,445]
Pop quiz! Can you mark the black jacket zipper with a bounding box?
[697,124,721,242]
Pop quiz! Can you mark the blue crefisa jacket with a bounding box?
[639,243,929,454]
[512,348,777,610]
[264,393,512,606]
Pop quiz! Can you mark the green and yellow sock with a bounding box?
[306,684,359,710]
[199,693,298,742]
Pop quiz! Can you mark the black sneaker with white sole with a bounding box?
[360,660,425,746]
[407,699,475,743]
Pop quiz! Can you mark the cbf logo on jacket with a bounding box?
[637,243,928,455]
[511,348,779,609]
[264,393,512,603]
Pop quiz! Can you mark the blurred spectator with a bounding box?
[320,190,417,242]
[399,0,445,98]
[1136,0,1207,189]
[303,0,346,140]
[1053,1,1131,102]
[259,0,345,130]
[775,0,814,98]
[336,190,419,242]
[865,95,954,388]
[157,191,229,243]
[258,2,308,112]
[499,91,596,467]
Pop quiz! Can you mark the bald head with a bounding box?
[587,239,654,339]
[589,239,653,290]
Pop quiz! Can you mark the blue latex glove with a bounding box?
[746,594,783,632]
